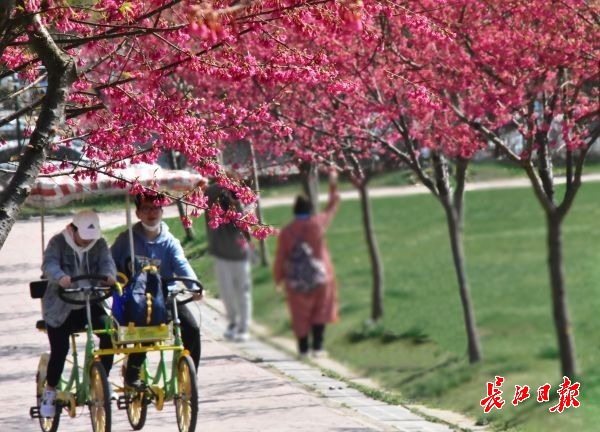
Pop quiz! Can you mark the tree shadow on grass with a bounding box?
[348,320,431,345]
[395,356,462,387]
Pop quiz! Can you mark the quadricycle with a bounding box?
[29,273,203,432]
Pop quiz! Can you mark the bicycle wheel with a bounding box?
[36,353,60,432]
[126,390,147,430]
[174,355,198,432]
[89,362,111,432]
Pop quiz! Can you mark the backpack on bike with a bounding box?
[286,239,327,294]
[112,265,168,326]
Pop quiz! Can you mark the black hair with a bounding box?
[293,195,313,215]
[135,192,164,210]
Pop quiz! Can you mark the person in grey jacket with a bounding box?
[40,210,117,418]
[205,181,253,342]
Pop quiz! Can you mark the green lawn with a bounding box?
[167,178,600,432]
[20,194,128,219]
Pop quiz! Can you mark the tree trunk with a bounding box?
[0,1,15,33]
[249,142,269,266]
[431,154,482,363]
[442,200,483,363]
[0,14,76,249]
[546,212,577,378]
[357,181,384,321]
[167,151,195,241]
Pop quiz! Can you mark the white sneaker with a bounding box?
[312,350,327,358]
[235,332,250,342]
[40,389,56,418]
[223,325,236,341]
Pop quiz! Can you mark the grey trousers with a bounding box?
[214,257,252,333]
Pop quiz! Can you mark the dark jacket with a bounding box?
[205,183,250,261]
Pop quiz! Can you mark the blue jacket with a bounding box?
[111,222,197,288]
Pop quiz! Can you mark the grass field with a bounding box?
[164,176,600,432]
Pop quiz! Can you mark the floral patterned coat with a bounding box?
[273,186,340,338]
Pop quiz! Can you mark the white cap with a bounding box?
[72,210,101,240]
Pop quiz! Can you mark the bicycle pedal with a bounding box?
[29,406,41,418]
[116,395,128,410]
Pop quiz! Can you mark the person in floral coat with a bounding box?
[273,169,340,357]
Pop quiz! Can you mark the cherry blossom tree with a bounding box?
[0,0,367,248]
[410,0,600,377]
[249,0,598,373]
[257,3,486,361]
[340,1,600,376]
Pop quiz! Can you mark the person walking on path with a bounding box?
[205,179,254,342]
[111,192,202,387]
[40,210,117,417]
[273,169,341,357]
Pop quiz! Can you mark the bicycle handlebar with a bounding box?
[162,276,204,305]
[70,274,112,284]
[58,274,118,305]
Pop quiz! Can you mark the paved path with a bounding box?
[257,173,600,209]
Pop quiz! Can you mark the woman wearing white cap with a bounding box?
[39,210,117,418]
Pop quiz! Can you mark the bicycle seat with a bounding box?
[30,280,48,299]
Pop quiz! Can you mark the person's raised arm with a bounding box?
[318,168,340,227]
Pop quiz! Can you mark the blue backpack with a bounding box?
[112,265,168,326]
